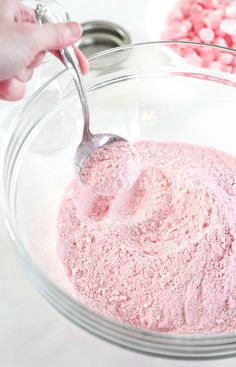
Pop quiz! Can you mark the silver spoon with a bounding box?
[35,3,127,179]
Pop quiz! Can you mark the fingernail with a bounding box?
[68,22,82,40]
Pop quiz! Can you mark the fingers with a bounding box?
[15,67,33,82]
[50,50,63,63]
[51,47,89,75]
[15,2,37,23]
[0,19,88,102]
[72,46,89,75]
[0,0,37,23]
[0,78,25,101]
[35,22,82,51]
[0,0,17,21]
[32,22,89,74]
[28,51,46,68]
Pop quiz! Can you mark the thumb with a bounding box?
[33,22,82,52]
[0,78,25,101]
[0,0,17,21]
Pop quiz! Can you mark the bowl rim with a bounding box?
[89,39,236,60]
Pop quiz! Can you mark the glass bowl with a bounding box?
[2,42,236,361]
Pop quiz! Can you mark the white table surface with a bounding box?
[1,1,236,366]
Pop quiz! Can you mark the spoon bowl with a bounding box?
[74,132,127,177]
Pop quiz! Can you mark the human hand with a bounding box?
[0,0,89,101]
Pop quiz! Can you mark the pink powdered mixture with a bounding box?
[80,141,141,196]
[57,141,236,334]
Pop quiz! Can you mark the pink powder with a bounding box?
[57,141,236,334]
[80,141,141,196]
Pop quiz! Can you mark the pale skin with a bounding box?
[0,0,89,101]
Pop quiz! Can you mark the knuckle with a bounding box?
[55,28,68,47]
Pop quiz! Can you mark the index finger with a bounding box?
[51,46,89,75]
[0,0,17,21]
[34,22,82,51]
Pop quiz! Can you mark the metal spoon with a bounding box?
[35,3,127,179]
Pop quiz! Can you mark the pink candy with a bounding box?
[225,1,236,18]
[199,27,215,42]
[203,12,221,29]
[209,60,222,70]
[161,0,236,73]
[185,50,202,66]
[217,52,234,64]
[220,18,236,35]
[214,36,228,46]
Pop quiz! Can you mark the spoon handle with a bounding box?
[61,47,91,141]
[35,3,91,142]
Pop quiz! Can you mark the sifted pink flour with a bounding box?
[57,141,236,334]
[80,141,141,196]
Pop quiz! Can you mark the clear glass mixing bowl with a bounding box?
[2,42,236,361]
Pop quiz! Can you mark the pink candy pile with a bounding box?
[161,0,236,72]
